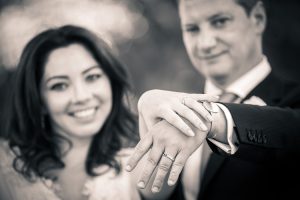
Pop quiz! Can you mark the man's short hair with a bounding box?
[236,0,260,15]
[176,0,261,16]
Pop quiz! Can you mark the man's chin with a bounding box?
[209,74,230,87]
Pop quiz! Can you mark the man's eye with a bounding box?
[86,74,102,83]
[50,83,68,91]
[211,18,230,28]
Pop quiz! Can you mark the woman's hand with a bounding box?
[137,89,219,137]
[127,89,219,194]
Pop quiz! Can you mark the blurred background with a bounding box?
[0,0,300,112]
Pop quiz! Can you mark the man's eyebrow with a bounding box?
[208,13,231,21]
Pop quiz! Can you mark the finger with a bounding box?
[183,98,213,122]
[188,94,220,102]
[151,147,178,193]
[160,109,195,137]
[175,102,209,132]
[126,134,153,172]
[139,114,149,138]
[137,142,164,189]
[167,151,189,186]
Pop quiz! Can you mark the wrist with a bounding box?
[206,103,227,142]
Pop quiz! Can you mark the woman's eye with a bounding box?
[86,74,102,83]
[50,83,68,91]
[185,25,200,33]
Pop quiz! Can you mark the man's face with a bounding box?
[179,0,265,87]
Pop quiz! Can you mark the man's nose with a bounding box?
[196,29,217,53]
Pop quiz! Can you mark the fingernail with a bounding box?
[138,181,145,188]
[188,129,195,137]
[206,114,213,122]
[200,124,208,131]
[126,165,131,171]
[152,187,159,193]
[168,180,175,186]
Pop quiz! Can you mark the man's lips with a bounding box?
[196,51,227,60]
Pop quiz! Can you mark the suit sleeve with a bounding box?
[221,103,300,162]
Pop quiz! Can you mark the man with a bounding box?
[126,0,300,200]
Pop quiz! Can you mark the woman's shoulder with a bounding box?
[0,139,15,167]
[0,139,61,200]
[83,147,140,200]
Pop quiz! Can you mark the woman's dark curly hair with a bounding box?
[5,25,138,180]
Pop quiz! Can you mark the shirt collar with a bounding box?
[204,56,271,98]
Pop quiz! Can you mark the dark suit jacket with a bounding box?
[201,72,300,200]
[172,72,300,200]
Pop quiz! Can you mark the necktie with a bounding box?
[183,91,241,200]
[198,91,239,195]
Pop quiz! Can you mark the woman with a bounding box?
[0,25,173,200]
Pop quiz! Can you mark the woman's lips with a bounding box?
[69,107,98,119]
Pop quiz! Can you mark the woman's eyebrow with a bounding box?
[82,65,100,75]
[45,75,68,84]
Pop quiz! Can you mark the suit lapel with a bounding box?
[198,72,283,198]
[242,72,283,105]
[198,150,226,198]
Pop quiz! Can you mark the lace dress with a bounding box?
[0,140,141,200]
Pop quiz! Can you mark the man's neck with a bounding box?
[212,55,264,89]
[205,55,271,99]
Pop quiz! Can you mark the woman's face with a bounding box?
[40,44,113,142]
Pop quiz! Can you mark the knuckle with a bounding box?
[147,156,158,166]
[173,160,185,168]
[158,162,171,172]
[168,117,178,125]
[188,99,197,107]
[182,109,191,117]
[153,177,164,187]
[127,156,135,164]
[170,170,179,179]
[169,98,176,104]
[169,144,181,151]
[140,171,151,181]
[135,143,145,154]
[169,174,179,183]
[156,138,167,147]
[157,105,167,116]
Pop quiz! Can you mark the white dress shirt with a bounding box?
[182,56,271,200]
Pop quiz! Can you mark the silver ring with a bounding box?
[202,101,219,113]
[181,97,189,106]
[162,153,175,162]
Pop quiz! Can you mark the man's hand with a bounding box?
[126,119,209,193]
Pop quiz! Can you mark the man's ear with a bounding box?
[250,1,267,35]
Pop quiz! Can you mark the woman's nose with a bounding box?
[72,83,92,104]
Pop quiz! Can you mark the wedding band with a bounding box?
[202,101,219,113]
[181,97,189,106]
[162,153,175,162]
